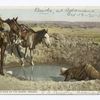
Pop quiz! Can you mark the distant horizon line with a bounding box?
[18,20,100,22]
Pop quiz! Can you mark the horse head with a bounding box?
[5,17,19,33]
[41,29,51,47]
[12,17,19,28]
[4,17,21,45]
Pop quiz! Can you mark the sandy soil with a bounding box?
[0,74,100,94]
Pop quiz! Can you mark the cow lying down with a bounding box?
[60,64,100,81]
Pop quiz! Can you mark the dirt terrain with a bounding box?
[0,74,100,93]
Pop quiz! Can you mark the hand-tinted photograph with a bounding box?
[0,6,100,94]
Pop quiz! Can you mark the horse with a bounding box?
[0,17,20,56]
[4,17,20,54]
[20,28,51,66]
[9,17,51,66]
[4,17,19,35]
[0,32,8,75]
[0,18,11,75]
[0,17,29,76]
[1,17,26,66]
[1,17,51,66]
[15,26,51,66]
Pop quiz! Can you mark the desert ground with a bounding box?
[1,21,100,93]
[0,74,100,93]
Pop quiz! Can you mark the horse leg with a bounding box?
[0,45,6,75]
[15,45,25,66]
[10,43,14,55]
[0,48,3,75]
[30,49,34,66]
[9,32,14,55]
[24,47,28,58]
[15,45,27,79]
[29,48,34,80]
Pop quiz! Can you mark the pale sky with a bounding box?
[0,6,100,22]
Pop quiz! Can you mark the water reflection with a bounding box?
[7,64,64,81]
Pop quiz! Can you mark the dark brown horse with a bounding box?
[4,17,20,54]
[4,17,20,35]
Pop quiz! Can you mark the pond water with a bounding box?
[7,64,65,82]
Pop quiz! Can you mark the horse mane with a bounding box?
[19,24,36,33]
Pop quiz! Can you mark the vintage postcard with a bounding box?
[0,5,100,94]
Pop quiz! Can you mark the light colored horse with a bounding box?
[0,17,10,75]
[19,28,51,66]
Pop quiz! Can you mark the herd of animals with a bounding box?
[0,17,100,81]
[0,17,51,75]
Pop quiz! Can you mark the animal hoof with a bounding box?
[0,72,4,76]
[20,58,25,66]
[31,62,34,66]
[21,63,25,67]
[24,55,27,58]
